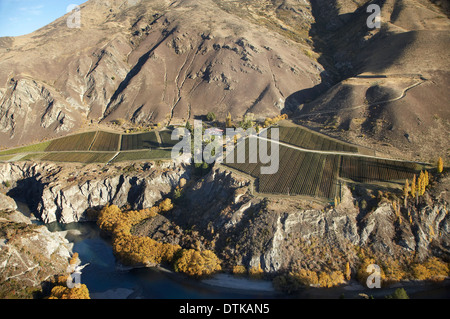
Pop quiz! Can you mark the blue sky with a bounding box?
[0,0,86,37]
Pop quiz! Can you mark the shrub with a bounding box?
[318,271,345,288]
[248,264,264,279]
[386,288,409,299]
[232,265,247,276]
[159,198,174,212]
[206,112,216,122]
[411,257,449,281]
[48,284,90,299]
[173,249,221,277]
[296,269,319,286]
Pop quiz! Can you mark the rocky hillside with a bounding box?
[0,193,73,298]
[0,0,447,164]
[0,0,322,148]
[140,165,450,276]
[1,160,449,290]
[0,161,189,223]
[292,0,450,163]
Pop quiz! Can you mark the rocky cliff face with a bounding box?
[144,166,449,274]
[0,161,189,223]
[1,160,449,280]
[0,193,73,298]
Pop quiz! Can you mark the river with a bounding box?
[15,202,450,299]
[46,222,280,299]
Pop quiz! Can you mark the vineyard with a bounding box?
[268,125,359,153]
[120,131,160,151]
[339,156,421,183]
[40,152,116,164]
[223,133,426,200]
[45,132,97,152]
[1,123,427,193]
[90,131,121,152]
[0,129,176,164]
[224,139,341,199]
[159,130,179,147]
[112,149,173,163]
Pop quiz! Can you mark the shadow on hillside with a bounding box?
[102,27,178,120]
[283,0,392,116]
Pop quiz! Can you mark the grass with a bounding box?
[0,141,51,156]
[0,154,17,162]
[112,150,173,163]
[41,152,116,164]
[20,153,47,161]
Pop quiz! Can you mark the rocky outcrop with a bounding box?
[1,160,449,278]
[0,194,73,298]
[145,166,450,274]
[0,161,189,223]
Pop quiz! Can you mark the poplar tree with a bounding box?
[437,157,444,174]
[403,179,409,207]
[225,112,233,128]
[345,262,351,281]
[411,175,417,199]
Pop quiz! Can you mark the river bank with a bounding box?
[45,221,450,299]
[12,200,450,299]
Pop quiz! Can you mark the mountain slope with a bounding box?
[292,0,450,162]
[0,0,323,148]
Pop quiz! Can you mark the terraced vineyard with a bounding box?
[223,132,426,200]
[90,131,121,152]
[268,125,360,153]
[45,132,97,152]
[340,156,420,183]
[224,139,341,199]
[120,131,160,151]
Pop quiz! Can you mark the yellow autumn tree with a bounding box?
[173,249,222,277]
[411,257,449,282]
[225,112,233,128]
[356,257,386,285]
[48,284,90,299]
[232,265,247,276]
[249,263,264,279]
[97,205,123,234]
[403,179,409,207]
[318,271,345,288]
[411,175,417,199]
[159,198,174,212]
[345,262,351,281]
[290,269,319,287]
[437,157,444,174]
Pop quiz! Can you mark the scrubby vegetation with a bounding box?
[173,249,221,277]
[96,204,221,277]
[356,248,449,286]
[48,275,90,299]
